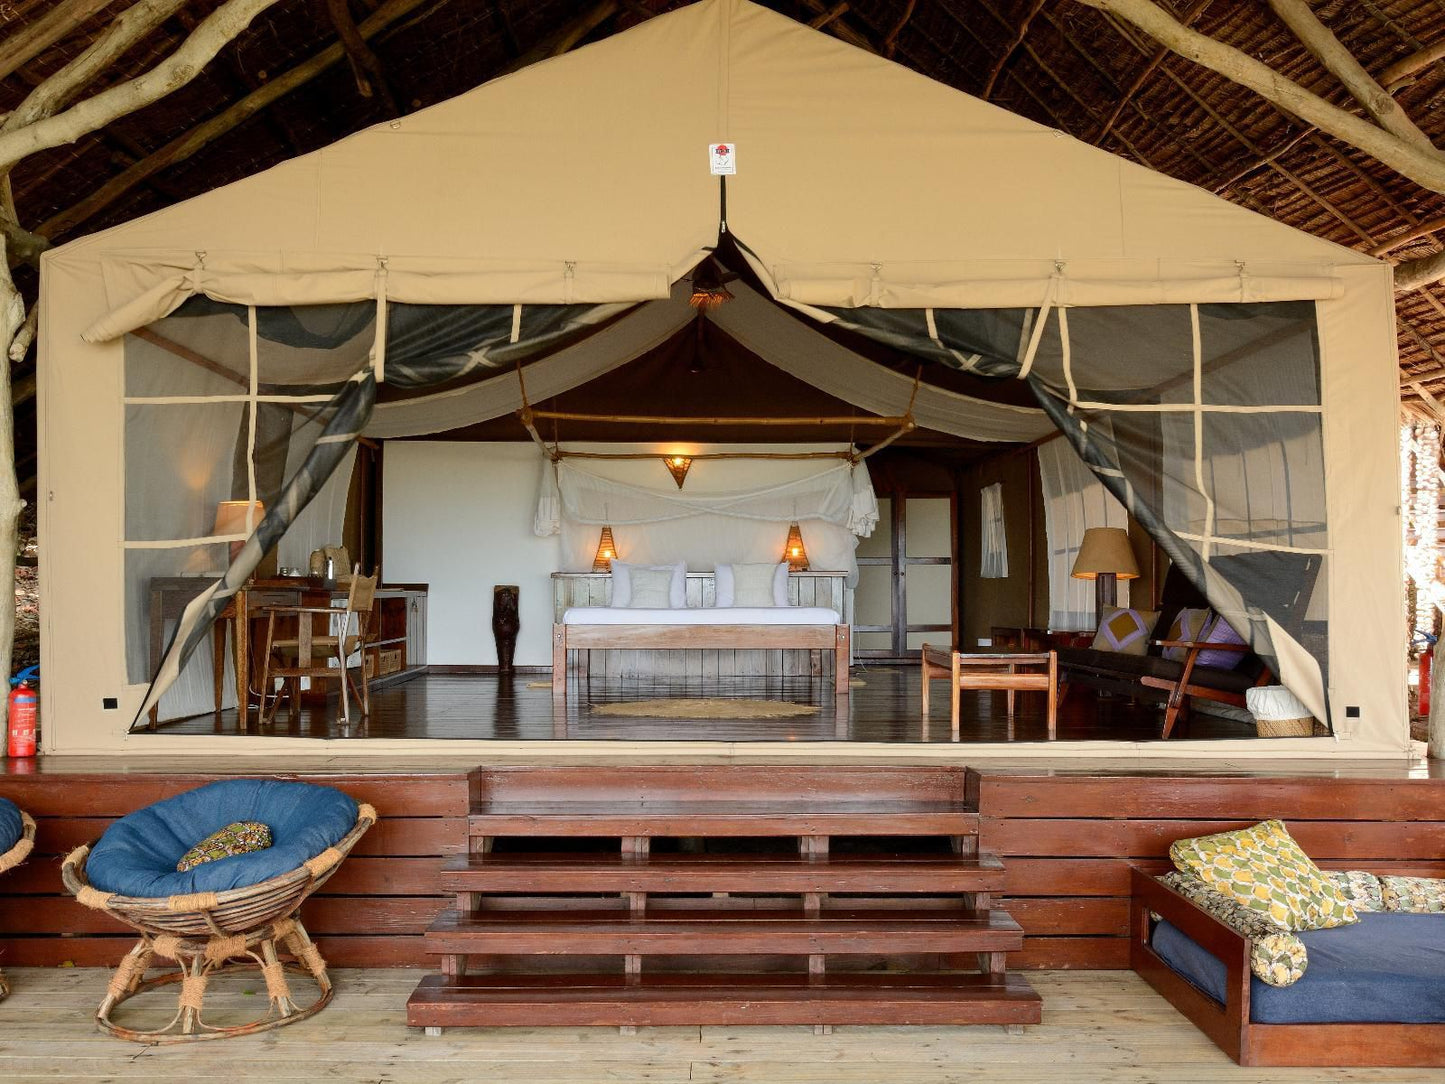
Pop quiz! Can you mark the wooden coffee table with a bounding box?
[920,645,1058,741]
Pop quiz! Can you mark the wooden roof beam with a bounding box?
[982,0,1047,100]
[0,0,116,83]
[36,0,443,241]
[1095,0,1215,143]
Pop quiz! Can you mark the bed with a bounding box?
[552,606,851,703]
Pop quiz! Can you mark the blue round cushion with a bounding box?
[0,796,23,856]
[86,779,359,898]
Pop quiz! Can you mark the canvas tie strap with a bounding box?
[203,933,249,964]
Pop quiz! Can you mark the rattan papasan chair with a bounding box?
[62,779,376,1043]
[0,796,36,1001]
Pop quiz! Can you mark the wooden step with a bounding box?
[469,800,978,837]
[407,971,1043,1027]
[440,850,1007,894]
[425,907,1024,956]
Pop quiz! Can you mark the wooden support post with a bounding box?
[551,625,566,703]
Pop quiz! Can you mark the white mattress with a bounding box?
[562,606,842,625]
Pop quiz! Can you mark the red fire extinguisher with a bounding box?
[7,666,38,758]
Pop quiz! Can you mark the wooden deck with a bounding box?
[0,967,1439,1081]
[145,668,1255,742]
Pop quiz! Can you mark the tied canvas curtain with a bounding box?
[813,297,1331,725]
[126,296,623,726]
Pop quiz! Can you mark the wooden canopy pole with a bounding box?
[527,409,909,427]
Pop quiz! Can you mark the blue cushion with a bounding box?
[0,797,22,855]
[1152,912,1445,1023]
[86,779,358,898]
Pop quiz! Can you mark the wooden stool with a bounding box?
[921,645,1058,741]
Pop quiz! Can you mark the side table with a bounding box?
[920,645,1058,741]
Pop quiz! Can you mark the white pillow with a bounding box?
[609,560,685,608]
[627,566,675,608]
[715,562,790,608]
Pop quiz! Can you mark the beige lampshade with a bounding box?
[213,499,265,537]
[1071,527,1139,580]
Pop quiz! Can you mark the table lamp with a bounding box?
[1071,526,1139,626]
[214,499,265,562]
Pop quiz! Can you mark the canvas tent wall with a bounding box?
[39,0,1404,756]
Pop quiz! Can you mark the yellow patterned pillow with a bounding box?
[1168,820,1358,931]
[176,821,273,872]
[1159,872,1308,987]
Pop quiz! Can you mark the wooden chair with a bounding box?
[1141,638,1262,739]
[258,567,377,727]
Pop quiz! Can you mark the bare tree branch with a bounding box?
[1266,0,1434,151]
[2,0,191,138]
[0,216,48,269]
[0,0,286,173]
[1394,250,1445,292]
[1070,0,1445,195]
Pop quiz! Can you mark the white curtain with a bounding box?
[1038,439,1129,630]
[980,482,1008,579]
[536,452,878,586]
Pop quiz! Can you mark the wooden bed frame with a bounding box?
[552,622,851,703]
[1129,867,1445,1067]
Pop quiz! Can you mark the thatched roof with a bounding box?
[6,0,1443,484]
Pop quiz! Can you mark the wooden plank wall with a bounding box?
[0,771,468,967]
[974,769,1445,970]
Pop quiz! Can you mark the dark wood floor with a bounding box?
[147,667,1259,743]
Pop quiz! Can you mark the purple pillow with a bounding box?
[1195,615,1248,669]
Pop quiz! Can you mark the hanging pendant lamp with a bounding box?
[664,455,693,488]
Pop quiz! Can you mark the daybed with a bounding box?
[553,606,851,702]
[1131,867,1445,1067]
[1056,565,1271,737]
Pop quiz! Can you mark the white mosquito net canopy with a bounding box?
[40,0,1404,753]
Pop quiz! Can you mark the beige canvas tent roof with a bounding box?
[40,0,1404,756]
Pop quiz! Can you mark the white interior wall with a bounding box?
[383,442,560,666]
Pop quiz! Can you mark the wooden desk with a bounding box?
[920,645,1058,742]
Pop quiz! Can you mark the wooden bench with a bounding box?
[920,645,1058,741]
